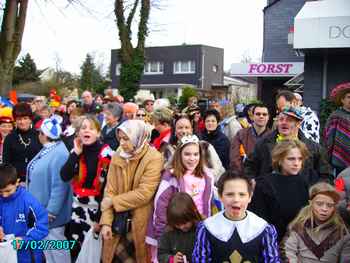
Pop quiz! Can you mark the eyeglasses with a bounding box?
[254,113,268,116]
[136,114,146,117]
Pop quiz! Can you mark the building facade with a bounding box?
[110,45,224,98]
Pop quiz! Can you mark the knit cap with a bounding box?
[40,115,63,139]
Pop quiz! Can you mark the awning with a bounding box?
[294,0,350,49]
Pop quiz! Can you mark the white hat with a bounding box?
[40,115,63,139]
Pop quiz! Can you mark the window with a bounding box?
[173,61,195,74]
[144,61,164,74]
[212,65,218,73]
[115,64,121,76]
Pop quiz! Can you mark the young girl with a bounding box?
[192,170,281,262]
[249,140,311,241]
[146,134,214,259]
[281,182,350,262]
[158,192,202,263]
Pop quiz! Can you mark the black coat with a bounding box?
[244,130,332,184]
[248,172,309,241]
[3,128,42,181]
[201,128,230,170]
[101,124,119,151]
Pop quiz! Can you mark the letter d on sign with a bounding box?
[329,26,342,39]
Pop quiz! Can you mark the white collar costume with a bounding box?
[204,210,268,243]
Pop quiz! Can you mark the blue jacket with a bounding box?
[0,186,48,263]
[27,141,72,229]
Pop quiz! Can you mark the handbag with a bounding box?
[111,155,144,235]
[112,211,132,235]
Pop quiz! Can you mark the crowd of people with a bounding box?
[0,83,349,263]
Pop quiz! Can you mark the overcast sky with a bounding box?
[21,0,266,75]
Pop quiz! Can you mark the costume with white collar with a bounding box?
[192,210,281,263]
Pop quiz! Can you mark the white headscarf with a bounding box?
[117,120,151,159]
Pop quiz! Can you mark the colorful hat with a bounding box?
[40,115,63,139]
[0,116,14,124]
[330,82,350,106]
[281,106,303,121]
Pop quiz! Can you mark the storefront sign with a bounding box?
[294,0,350,49]
[230,63,304,77]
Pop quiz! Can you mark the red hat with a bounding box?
[0,116,14,124]
[330,82,350,106]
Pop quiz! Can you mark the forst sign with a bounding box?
[230,63,304,77]
[248,63,294,74]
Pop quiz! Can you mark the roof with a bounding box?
[111,44,224,52]
[263,0,281,12]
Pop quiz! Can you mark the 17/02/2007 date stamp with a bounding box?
[12,240,77,250]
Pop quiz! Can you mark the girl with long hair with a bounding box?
[146,134,214,260]
[281,182,350,262]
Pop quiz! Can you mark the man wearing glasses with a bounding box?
[230,104,270,173]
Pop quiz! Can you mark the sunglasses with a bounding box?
[254,113,268,116]
[136,114,146,117]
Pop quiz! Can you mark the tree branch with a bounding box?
[13,0,28,59]
[126,0,139,36]
[136,0,150,51]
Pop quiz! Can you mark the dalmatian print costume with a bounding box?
[299,106,320,143]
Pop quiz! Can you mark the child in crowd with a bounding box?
[192,170,281,262]
[281,182,350,262]
[158,192,202,263]
[146,134,214,260]
[0,164,48,263]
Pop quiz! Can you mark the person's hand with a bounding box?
[0,226,4,241]
[73,137,83,155]
[48,214,56,223]
[101,197,113,211]
[174,251,184,263]
[101,225,112,241]
[93,223,101,233]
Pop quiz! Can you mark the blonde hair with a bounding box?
[288,182,348,236]
[271,140,310,171]
[76,115,101,133]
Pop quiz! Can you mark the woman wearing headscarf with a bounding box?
[100,120,163,263]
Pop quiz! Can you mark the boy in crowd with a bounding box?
[0,164,48,263]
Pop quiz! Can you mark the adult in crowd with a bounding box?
[31,96,47,124]
[281,182,350,262]
[143,95,155,123]
[146,134,214,261]
[152,107,173,152]
[123,102,139,120]
[324,82,350,176]
[0,116,14,164]
[62,100,78,130]
[182,96,198,114]
[276,90,320,143]
[200,109,230,170]
[60,116,113,259]
[230,104,270,173]
[192,171,281,262]
[62,107,84,151]
[294,92,303,107]
[136,107,147,121]
[218,104,242,144]
[101,102,123,151]
[244,107,332,184]
[81,90,96,114]
[249,140,310,241]
[165,115,224,180]
[27,116,72,262]
[3,102,42,182]
[99,120,163,263]
[186,105,205,136]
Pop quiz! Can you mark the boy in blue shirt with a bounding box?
[0,164,48,263]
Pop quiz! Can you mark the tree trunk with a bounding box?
[114,0,150,101]
[0,0,29,96]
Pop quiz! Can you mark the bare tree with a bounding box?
[0,0,28,96]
